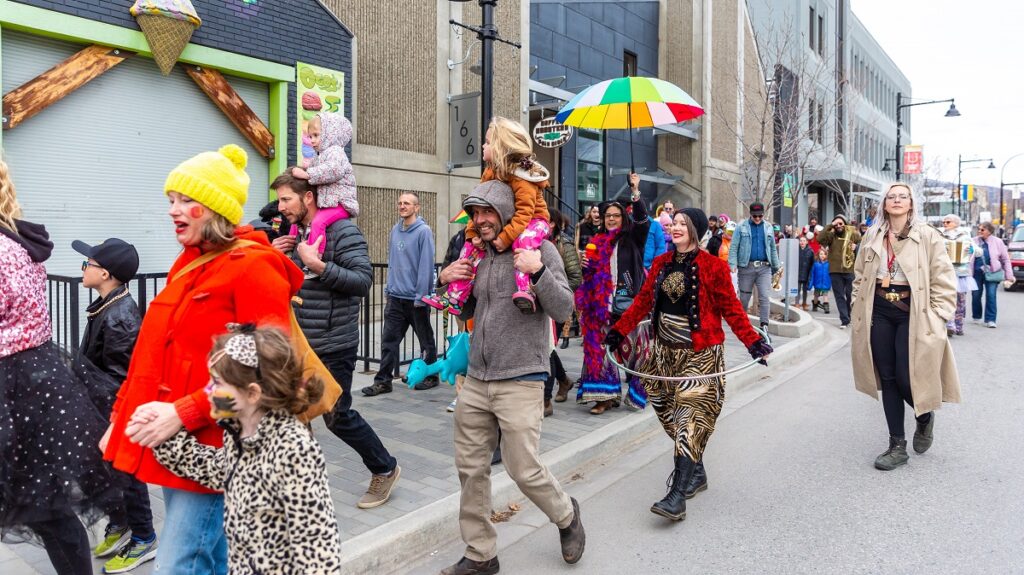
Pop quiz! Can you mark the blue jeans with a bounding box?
[154,487,227,575]
[971,271,998,323]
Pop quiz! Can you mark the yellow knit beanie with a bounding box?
[164,144,250,225]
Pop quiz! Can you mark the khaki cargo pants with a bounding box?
[454,375,574,562]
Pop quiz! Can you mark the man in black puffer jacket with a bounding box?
[271,171,401,510]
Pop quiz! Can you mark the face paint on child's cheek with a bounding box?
[190,206,204,219]
[207,386,239,420]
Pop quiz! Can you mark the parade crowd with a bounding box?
[0,112,984,575]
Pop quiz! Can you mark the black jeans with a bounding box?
[30,514,92,575]
[375,296,437,384]
[543,350,567,401]
[107,471,155,540]
[321,346,397,476]
[830,272,855,325]
[870,290,929,438]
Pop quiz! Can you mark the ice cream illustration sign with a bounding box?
[296,61,345,167]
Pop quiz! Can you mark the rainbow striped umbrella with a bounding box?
[556,76,703,171]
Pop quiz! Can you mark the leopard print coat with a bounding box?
[154,409,341,574]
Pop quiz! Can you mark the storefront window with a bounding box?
[577,129,604,213]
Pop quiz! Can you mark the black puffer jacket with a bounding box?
[288,219,372,355]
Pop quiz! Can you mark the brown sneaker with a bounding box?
[558,497,585,564]
[357,465,401,509]
[439,556,499,575]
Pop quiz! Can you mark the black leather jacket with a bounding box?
[79,285,141,385]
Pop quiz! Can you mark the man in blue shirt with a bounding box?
[728,202,781,331]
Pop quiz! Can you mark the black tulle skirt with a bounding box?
[0,342,120,544]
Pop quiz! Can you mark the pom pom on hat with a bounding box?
[165,144,250,224]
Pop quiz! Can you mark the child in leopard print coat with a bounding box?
[152,325,341,574]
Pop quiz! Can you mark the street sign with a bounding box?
[533,117,573,148]
[448,92,480,171]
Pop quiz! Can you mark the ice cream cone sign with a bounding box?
[130,0,202,76]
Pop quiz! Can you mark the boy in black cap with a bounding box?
[72,238,159,569]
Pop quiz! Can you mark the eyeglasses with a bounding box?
[751,214,764,219]
[886,194,911,201]
[81,261,102,272]
[604,213,623,219]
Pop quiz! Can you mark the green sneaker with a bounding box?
[102,536,158,573]
[874,437,909,471]
[93,525,130,558]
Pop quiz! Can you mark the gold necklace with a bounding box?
[87,289,130,318]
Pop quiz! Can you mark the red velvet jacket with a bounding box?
[104,227,304,492]
[613,249,761,352]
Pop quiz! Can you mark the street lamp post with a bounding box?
[999,153,1024,228]
[894,92,959,181]
[957,155,995,222]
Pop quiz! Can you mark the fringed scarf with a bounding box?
[574,230,649,409]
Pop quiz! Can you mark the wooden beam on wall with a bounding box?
[3,44,132,130]
[185,65,275,159]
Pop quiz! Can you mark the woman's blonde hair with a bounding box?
[866,181,919,241]
[200,213,238,247]
[209,326,324,416]
[0,160,23,234]
[487,116,535,181]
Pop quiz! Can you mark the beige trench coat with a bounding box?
[850,224,961,415]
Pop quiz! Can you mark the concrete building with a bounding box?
[528,0,771,226]
[747,0,911,227]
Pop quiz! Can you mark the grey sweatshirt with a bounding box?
[457,180,573,381]
[385,216,435,303]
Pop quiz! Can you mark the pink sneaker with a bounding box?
[512,291,536,314]
[422,294,448,311]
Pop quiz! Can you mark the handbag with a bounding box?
[170,240,342,423]
[980,249,1005,283]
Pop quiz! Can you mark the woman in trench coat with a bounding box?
[850,182,960,471]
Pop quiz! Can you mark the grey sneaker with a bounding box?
[913,414,935,454]
[985,321,997,328]
[358,466,401,509]
[874,437,909,471]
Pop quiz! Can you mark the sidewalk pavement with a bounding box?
[1,326,801,575]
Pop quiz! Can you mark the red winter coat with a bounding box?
[613,249,761,352]
[104,227,304,492]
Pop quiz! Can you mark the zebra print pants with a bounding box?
[639,340,726,461]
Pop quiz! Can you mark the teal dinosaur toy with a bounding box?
[406,332,470,388]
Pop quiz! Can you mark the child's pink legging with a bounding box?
[446,218,551,307]
[292,205,350,255]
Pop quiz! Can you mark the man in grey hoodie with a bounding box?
[363,191,439,395]
[436,180,585,575]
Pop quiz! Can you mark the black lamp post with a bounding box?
[957,155,995,221]
[999,153,1024,228]
[894,92,959,181]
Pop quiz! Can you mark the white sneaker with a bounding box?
[985,321,997,328]
[446,398,457,412]
[972,318,983,325]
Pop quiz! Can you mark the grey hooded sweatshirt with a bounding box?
[307,112,359,216]
[458,180,574,382]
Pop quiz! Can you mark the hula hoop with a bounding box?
[605,321,769,382]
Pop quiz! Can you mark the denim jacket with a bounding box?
[728,219,781,271]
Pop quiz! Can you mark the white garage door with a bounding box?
[1,30,270,276]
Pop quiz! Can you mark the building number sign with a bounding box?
[448,92,481,171]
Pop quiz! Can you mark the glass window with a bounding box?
[623,50,637,78]
[809,7,816,50]
[577,129,604,212]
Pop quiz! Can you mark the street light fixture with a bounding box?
[894,92,959,181]
[957,155,995,221]
[881,157,897,173]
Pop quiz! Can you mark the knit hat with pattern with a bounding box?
[164,144,249,224]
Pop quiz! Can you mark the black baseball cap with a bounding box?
[749,202,765,216]
[72,238,139,283]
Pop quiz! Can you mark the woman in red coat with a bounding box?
[604,208,772,522]
[99,145,304,573]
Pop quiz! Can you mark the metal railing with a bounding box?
[46,264,457,377]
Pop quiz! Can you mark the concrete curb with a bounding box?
[338,321,826,574]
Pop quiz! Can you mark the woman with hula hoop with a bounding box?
[603,207,773,521]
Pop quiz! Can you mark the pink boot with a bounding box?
[422,294,448,311]
[512,291,536,314]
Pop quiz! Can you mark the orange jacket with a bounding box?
[104,227,304,492]
[466,167,549,248]
[718,235,732,262]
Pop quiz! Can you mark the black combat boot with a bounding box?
[651,455,695,521]
[685,460,707,499]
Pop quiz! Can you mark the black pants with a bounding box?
[321,346,397,476]
[830,272,855,325]
[376,296,437,384]
[543,350,567,401]
[30,515,92,575]
[870,290,929,438]
[798,280,809,305]
[106,471,155,540]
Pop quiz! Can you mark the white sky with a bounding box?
[852,0,1024,188]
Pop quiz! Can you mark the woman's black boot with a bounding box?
[685,460,707,499]
[651,455,694,521]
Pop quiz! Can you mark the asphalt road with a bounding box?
[404,290,1024,575]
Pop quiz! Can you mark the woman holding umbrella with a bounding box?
[575,173,650,415]
[603,208,771,521]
